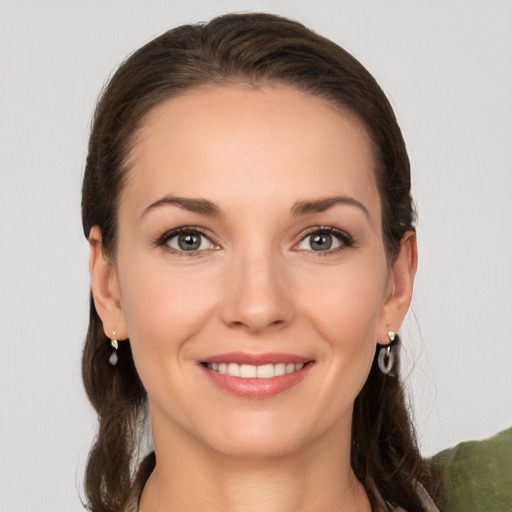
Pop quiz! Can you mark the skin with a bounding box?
[89,84,417,512]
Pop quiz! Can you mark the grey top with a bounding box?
[125,480,440,512]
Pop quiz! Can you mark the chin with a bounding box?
[207,431,308,460]
[192,409,332,460]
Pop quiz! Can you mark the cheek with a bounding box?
[117,259,216,373]
[303,262,388,342]
[319,291,381,379]
[116,264,220,429]
[301,261,387,384]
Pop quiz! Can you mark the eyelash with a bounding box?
[155,225,354,256]
[156,226,218,257]
[295,226,354,256]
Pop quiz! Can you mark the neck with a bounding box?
[139,414,370,512]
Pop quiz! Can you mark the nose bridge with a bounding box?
[222,242,293,333]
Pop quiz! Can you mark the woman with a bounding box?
[82,12,442,512]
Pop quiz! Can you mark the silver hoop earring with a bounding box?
[109,332,119,366]
[377,330,398,375]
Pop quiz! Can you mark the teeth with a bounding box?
[206,362,306,378]
[240,364,257,378]
[274,363,286,376]
[256,364,274,378]
[227,363,240,377]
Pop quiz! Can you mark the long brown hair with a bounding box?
[82,12,440,511]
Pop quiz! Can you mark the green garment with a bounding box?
[434,427,512,511]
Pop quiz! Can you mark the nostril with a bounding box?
[230,320,247,328]
[227,318,287,332]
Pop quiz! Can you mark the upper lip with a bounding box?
[201,352,313,365]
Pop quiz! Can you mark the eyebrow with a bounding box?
[141,194,370,220]
[141,195,222,219]
[290,196,370,219]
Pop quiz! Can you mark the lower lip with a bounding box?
[200,363,313,398]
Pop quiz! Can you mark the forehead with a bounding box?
[122,84,380,222]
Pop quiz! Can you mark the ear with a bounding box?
[378,230,418,343]
[88,226,128,340]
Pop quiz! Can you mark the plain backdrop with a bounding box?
[1,1,511,510]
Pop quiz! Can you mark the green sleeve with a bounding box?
[434,427,512,512]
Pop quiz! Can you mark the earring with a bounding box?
[377,330,399,375]
[109,331,119,366]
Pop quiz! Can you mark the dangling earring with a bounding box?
[378,330,399,375]
[109,331,119,366]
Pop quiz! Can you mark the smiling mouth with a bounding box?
[202,362,311,379]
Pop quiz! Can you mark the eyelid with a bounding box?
[293,226,354,254]
[155,226,220,254]
[154,225,353,256]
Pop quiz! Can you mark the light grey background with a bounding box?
[1,1,511,510]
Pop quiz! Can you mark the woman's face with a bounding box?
[92,85,413,458]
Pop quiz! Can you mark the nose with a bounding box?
[221,249,294,334]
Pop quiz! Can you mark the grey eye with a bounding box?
[167,232,212,251]
[298,231,343,252]
[310,233,333,251]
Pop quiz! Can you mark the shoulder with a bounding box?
[434,427,512,511]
